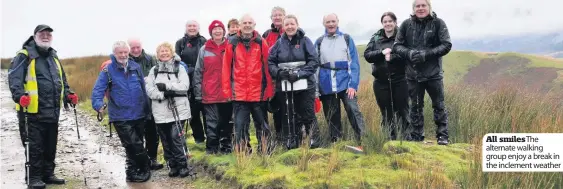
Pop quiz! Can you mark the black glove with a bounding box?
[156,83,167,91]
[409,50,423,64]
[163,91,175,98]
[288,71,299,83]
[278,70,290,80]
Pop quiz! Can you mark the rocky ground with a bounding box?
[1,71,195,188]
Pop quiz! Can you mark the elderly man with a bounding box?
[222,14,274,154]
[393,0,452,145]
[91,41,152,182]
[315,13,365,145]
[175,20,208,144]
[262,6,286,145]
[127,38,164,170]
[9,24,77,188]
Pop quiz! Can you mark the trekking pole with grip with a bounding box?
[20,93,30,187]
[96,104,108,184]
[71,102,88,186]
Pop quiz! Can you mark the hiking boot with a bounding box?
[178,167,191,178]
[437,136,449,145]
[28,178,46,189]
[150,159,164,170]
[168,167,179,177]
[133,169,151,182]
[42,175,65,184]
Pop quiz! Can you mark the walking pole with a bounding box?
[283,79,291,149]
[21,93,30,187]
[167,97,193,168]
[96,104,108,183]
[386,60,397,140]
[71,102,88,186]
[289,79,296,147]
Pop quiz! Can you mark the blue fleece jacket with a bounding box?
[91,54,150,122]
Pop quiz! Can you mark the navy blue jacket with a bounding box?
[91,54,150,122]
[268,28,319,91]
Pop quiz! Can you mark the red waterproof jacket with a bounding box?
[193,39,229,104]
[222,30,274,102]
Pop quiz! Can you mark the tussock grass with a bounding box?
[26,51,562,188]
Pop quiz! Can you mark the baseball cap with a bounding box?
[34,24,53,34]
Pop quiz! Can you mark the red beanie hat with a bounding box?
[208,20,225,37]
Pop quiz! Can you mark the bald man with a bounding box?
[222,14,274,154]
[315,13,365,145]
[175,20,208,144]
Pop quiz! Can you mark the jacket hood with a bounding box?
[204,37,228,50]
[236,30,261,40]
[281,28,305,40]
[410,11,438,21]
[270,23,284,33]
[22,36,56,58]
[373,27,398,40]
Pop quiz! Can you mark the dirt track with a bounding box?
[1,70,195,188]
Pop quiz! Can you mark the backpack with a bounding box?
[315,34,351,71]
[153,60,181,80]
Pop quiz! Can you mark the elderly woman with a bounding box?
[193,20,232,154]
[268,15,320,150]
[364,12,409,141]
[145,42,192,178]
[175,20,208,144]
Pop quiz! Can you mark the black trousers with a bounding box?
[407,79,449,141]
[373,80,410,140]
[144,117,159,160]
[189,91,207,142]
[319,90,366,142]
[203,103,233,153]
[17,111,59,179]
[233,101,271,152]
[270,93,284,144]
[156,120,188,168]
[279,88,320,149]
[113,119,149,171]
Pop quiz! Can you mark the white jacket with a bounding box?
[145,59,191,124]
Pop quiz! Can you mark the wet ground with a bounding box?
[1,71,195,188]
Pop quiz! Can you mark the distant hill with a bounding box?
[453,30,563,58]
[357,45,563,93]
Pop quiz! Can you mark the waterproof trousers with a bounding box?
[233,101,271,154]
[144,117,159,160]
[319,90,366,143]
[373,80,410,140]
[407,79,449,141]
[114,119,150,175]
[189,93,207,143]
[17,111,59,181]
[156,120,189,169]
[203,103,234,154]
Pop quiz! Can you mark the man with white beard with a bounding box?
[8,24,77,188]
[91,41,153,183]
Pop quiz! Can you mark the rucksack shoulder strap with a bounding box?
[343,34,350,47]
[17,49,29,56]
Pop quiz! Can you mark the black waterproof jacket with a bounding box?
[8,36,72,123]
[364,28,406,83]
[268,28,319,92]
[130,49,156,76]
[393,12,452,82]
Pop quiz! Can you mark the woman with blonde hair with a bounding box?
[145,42,193,177]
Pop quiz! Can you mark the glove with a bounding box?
[19,94,31,108]
[278,70,290,80]
[163,91,175,98]
[288,71,299,83]
[156,83,167,91]
[409,50,423,64]
[67,93,78,105]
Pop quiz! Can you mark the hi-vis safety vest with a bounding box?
[15,49,64,113]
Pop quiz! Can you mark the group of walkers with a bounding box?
[8,0,451,188]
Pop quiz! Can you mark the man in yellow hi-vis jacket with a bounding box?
[8,24,77,189]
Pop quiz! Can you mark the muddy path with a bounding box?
[1,70,195,188]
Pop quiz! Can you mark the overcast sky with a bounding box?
[2,0,563,58]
